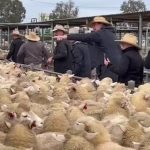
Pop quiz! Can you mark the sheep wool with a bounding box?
[43,111,70,133]
[131,92,148,112]
[66,106,85,125]
[104,92,129,117]
[122,120,145,148]
[139,132,150,150]
[64,135,94,150]
[4,123,37,149]
[36,132,65,150]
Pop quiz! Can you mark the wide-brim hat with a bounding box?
[91,16,111,26]
[12,30,23,36]
[116,33,140,49]
[25,32,40,42]
[52,24,67,33]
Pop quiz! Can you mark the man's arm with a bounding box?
[67,32,100,43]
[6,42,15,60]
[144,51,150,69]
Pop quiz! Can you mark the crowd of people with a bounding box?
[6,16,150,86]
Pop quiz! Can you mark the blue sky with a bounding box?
[21,0,150,22]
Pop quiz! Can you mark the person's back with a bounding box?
[18,41,48,65]
[17,32,49,66]
[71,41,91,77]
[118,47,143,86]
[53,40,72,73]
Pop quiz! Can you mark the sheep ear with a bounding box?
[5,121,11,128]
[132,142,140,150]
[143,127,150,133]
[68,74,74,78]
[10,88,16,94]
[118,124,126,132]
[85,132,98,140]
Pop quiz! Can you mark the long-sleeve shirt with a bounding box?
[7,38,24,62]
[17,41,49,65]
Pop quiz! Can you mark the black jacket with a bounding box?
[108,47,144,86]
[71,42,91,78]
[53,40,72,73]
[88,43,104,69]
[144,50,150,69]
[7,38,24,62]
[67,26,122,66]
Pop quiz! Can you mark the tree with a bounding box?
[49,0,79,19]
[0,0,26,23]
[120,0,146,13]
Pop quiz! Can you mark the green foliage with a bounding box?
[49,0,79,19]
[120,0,146,13]
[0,0,26,23]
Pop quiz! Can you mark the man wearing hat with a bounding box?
[7,29,24,63]
[104,33,143,86]
[54,16,122,67]
[17,32,50,66]
[49,24,72,73]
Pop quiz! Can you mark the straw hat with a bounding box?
[116,33,140,49]
[52,24,67,33]
[12,30,22,36]
[91,16,111,25]
[25,32,40,42]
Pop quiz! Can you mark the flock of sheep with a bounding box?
[0,60,150,150]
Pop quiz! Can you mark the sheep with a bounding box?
[0,143,20,150]
[67,84,94,100]
[43,110,70,133]
[122,120,145,148]
[66,106,85,125]
[52,86,70,103]
[131,112,150,127]
[10,91,30,103]
[75,116,134,150]
[101,114,129,144]
[64,135,94,150]
[139,132,150,150]
[0,131,6,144]
[0,111,17,133]
[0,88,12,105]
[36,132,66,150]
[4,123,37,149]
[104,92,130,117]
[79,100,104,120]
[131,92,148,112]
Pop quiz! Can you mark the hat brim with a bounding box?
[90,20,111,26]
[12,33,24,37]
[25,35,40,42]
[116,40,141,49]
[52,28,67,33]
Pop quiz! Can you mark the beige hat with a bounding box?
[52,24,67,33]
[91,16,111,26]
[12,30,23,36]
[116,33,140,49]
[25,32,40,42]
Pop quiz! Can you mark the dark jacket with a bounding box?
[17,41,49,65]
[7,38,24,62]
[108,47,144,86]
[144,50,150,69]
[53,40,72,73]
[88,43,104,69]
[71,42,91,78]
[67,26,122,66]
